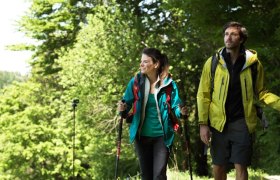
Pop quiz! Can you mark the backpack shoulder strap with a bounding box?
[131,74,140,115]
[165,84,172,113]
[210,53,219,98]
[125,74,140,122]
[165,84,180,131]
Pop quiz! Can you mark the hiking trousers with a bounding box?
[135,136,169,180]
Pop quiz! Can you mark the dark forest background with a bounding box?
[0,0,279,179]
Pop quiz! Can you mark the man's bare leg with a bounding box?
[235,164,248,180]
[213,164,227,180]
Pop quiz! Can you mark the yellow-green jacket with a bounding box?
[197,48,280,133]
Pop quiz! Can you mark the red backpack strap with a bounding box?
[165,84,179,132]
[126,74,139,122]
[165,85,172,113]
[132,74,139,115]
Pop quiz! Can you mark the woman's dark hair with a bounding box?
[142,47,169,77]
[223,21,248,44]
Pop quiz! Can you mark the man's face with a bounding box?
[224,26,243,50]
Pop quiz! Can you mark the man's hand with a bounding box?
[200,124,211,145]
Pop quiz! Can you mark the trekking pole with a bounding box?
[180,103,193,180]
[115,100,125,179]
[72,99,79,179]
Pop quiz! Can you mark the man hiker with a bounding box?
[197,21,280,180]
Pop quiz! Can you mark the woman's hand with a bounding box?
[179,105,188,116]
[117,100,127,112]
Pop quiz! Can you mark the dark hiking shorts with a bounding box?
[210,118,253,166]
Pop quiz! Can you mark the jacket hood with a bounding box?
[161,73,173,86]
[244,49,258,67]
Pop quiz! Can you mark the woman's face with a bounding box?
[140,54,159,76]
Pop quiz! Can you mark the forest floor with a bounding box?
[263,176,280,180]
[166,169,280,180]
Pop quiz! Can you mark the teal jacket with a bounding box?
[197,48,280,133]
[123,73,182,148]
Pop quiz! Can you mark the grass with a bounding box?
[166,168,279,180]
[125,168,279,180]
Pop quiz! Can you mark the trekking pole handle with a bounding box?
[120,99,126,118]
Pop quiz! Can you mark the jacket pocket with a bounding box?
[219,77,225,100]
[244,77,248,101]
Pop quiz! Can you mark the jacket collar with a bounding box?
[217,46,258,68]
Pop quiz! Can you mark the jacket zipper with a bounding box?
[156,92,166,139]
[221,76,228,120]
[154,83,172,140]
[137,76,171,141]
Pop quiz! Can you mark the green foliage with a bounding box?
[57,4,142,178]
[0,0,279,179]
[18,0,94,75]
[252,109,280,174]
[0,81,72,179]
[0,71,26,89]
